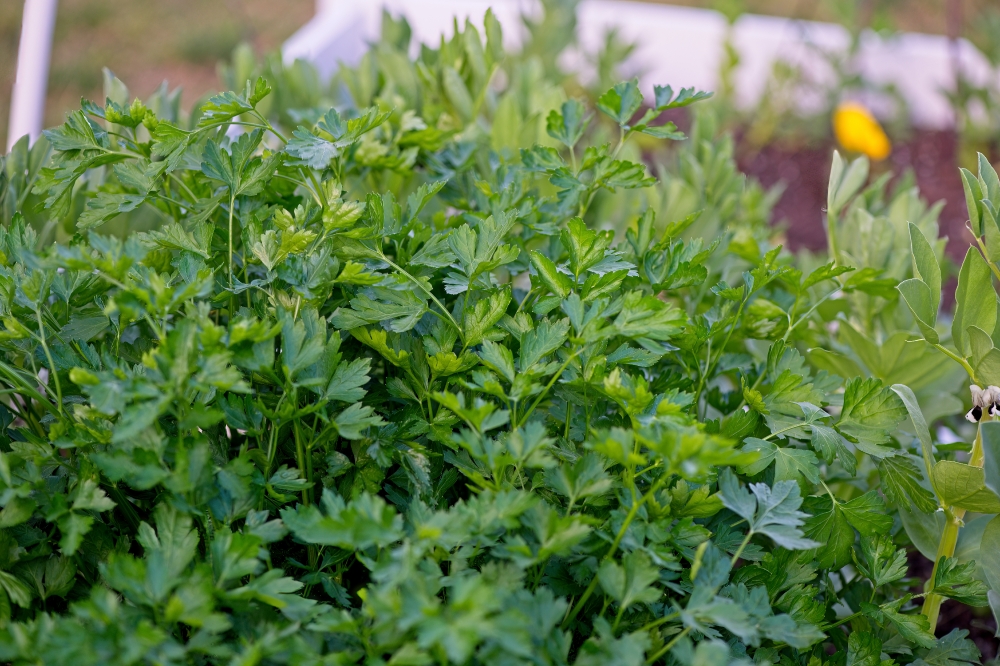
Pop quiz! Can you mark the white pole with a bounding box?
[7,0,58,151]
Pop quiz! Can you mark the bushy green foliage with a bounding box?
[0,4,999,665]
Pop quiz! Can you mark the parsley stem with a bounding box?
[730,530,753,567]
[227,193,236,291]
[381,256,464,344]
[783,287,840,341]
[696,296,746,413]
[168,172,198,202]
[637,610,680,634]
[518,348,582,427]
[0,361,56,414]
[35,308,63,416]
[761,423,807,441]
[645,626,691,664]
[562,473,671,629]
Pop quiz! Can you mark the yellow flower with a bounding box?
[833,102,891,161]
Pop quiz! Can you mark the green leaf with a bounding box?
[915,628,983,665]
[980,152,1000,207]
[324,357,372,403]
[211,528,264,585]
[880,603,936,649]
[529,250,573,298]
[478,340,515,384]
[908,222,941,314]
[837,377,907,451]
[846,631,883,666]
[854,535,907,587]
[653,85,713,110]
[198,76,271,127]
[718,469,820,550]
[878,455,938,513]
[828,151,869,214]
[596,79,643,126]
[961,166,984,235]
[739,438,820,486]
[597,551,661,611]
[59,314,111,342]
[57,512,93,556]
[930,556,989,606]
[982,420,1000,500]
[78,192,148,230]
[0,571,33,608]
[891,384,937,490]
[801,261,853,292]
[546,100,589,149]
[281,490,402,550]
[518,318,569,371]
[334,402,386,439]
[330,284,429,333]
[71,478,116,512]
[933,460,1000,513]
[544,453,612,507]
[810,424,857,474]
[897,278,939,343]
[463,287,511,347]
[840,491,894,537]
[952,247,997,357]
[980,515,1000,593]
[803,491,891,569]
[802,495,854,568]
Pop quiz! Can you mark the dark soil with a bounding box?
[737,130,973,263]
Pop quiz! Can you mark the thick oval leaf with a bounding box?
[908,222,941,314]
[896,278,938,343]
[933,460,1000,513]
[952,247,997,357]
[961,166,984,235]
[980,515,1000,592]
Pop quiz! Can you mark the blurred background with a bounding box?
[0,0,314,148]
[2,0,1000,257]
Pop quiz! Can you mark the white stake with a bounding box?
[7,0,59,151]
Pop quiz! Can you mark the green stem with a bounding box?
[696,297,747,411]
[637,611,680,635]
[381,256,464,343]
[931,343,978,385]
[518,349,582,427]
[293,418,310,506]
[227,193,236,292]
[974,236,1000,284]
[561,474,671,629]
[645,626,692,665]
[35,308,63,415]
[826,208,840,266]
[783,287,841,341]
[921,421,985,630]
[730,530,753,567]
[168,172,198,202]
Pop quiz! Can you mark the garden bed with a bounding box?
[739,130,971,261]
